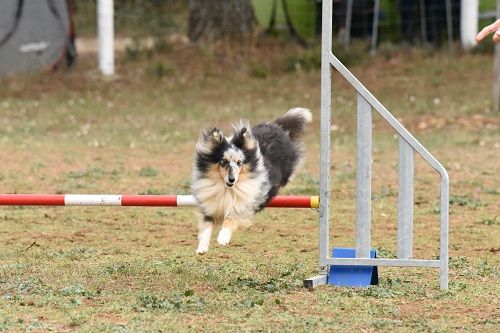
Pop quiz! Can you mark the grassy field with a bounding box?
[0,43,499,332]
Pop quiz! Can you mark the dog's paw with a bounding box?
[196,242,209,254]
[217,228,232,246]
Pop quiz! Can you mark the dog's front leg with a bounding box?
[218,215,254,246]
[217,218,238,246]
[196,216,214,254]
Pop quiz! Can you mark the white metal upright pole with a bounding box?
[98,0,115,75]
[494,1,500,112]
[319,0,333,268]
[460,0,478,50]
[304,0,333,289]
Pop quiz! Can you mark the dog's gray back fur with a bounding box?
[253,108,312,209]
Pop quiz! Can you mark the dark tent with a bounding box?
[0,0,76,77]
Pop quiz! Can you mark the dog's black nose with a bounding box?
[228,177,235,183]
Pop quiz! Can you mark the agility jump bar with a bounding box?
[0,194,320,209]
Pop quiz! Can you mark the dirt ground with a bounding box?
[0,43,498,332]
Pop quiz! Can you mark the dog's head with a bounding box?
[195,125,258,188]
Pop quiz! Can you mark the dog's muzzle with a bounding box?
[226,174,236,187]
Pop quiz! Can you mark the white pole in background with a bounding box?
[460,0,478,50]
[494,1,500,112]
[98,0,114,75]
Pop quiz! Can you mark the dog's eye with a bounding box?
[220,159,228,166]
[236,161,242,167]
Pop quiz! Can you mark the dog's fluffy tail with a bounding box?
[274,107,312,141]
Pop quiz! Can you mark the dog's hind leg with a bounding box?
[196,215,214,254]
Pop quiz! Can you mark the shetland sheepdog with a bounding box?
[191,108,312,254]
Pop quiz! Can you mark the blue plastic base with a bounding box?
[327,247,379,287]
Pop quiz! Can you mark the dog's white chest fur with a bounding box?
[192,176,264,221]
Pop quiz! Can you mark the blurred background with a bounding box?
[0,0,498,76]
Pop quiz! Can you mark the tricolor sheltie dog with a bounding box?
[191,108,312,254]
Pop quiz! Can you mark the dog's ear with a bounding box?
[232,127,256,150]
[205,127,224,144]
[196,127,224,153]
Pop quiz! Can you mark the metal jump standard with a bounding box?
[303,0,449,290]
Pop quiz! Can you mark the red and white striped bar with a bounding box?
[0,194,319,209]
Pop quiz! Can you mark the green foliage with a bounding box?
[449,195,487,209]
[333,40,371,67]
[68,313,89,327]
[104,263,130,275]
[253,0,316,38]
[482,187,499,195]
[249,61,269,79]
[65,167,121,182]
[67,167,102,179]
[59,285,86,296]
[379,0,401,42]
[48,247,98,261]
[283,46,321,72]
[171,178,191,193]
[136,292,206,312]
[137,294,181,310]
[139,188,163,195]
[115,1,178,37]
[377,248,397,258]
[138,166,158,177]
[148,61,176,79]
[479,0,497,11]
[472,36,495,54]
[372,185,395,200]
[449,256,468,269]
[290,173,319,195]
[236,297,265,308]
[476,216,499,225]
[476,260,496,277]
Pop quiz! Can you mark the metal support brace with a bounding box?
[397,138,414,259]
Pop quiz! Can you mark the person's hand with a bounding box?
[476,19,500,43]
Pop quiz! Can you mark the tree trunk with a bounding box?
[188,0,257,43]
